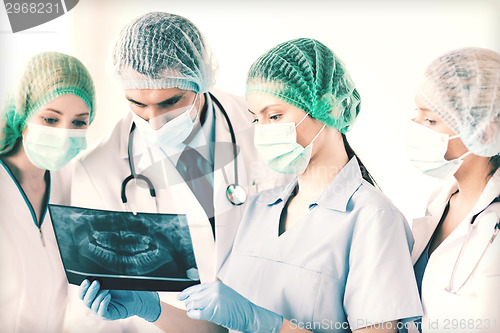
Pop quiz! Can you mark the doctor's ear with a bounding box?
[480,121,499,144]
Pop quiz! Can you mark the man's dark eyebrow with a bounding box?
[125,93,185,106]
[157,93,184,106]
[125,97,146,106]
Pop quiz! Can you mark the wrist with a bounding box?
[271,314,284,333]
[252,304,283,333]
[141,292,162,322]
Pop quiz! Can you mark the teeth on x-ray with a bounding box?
[93,231,151,254]
[87,239,162,274]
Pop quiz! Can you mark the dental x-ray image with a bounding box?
[48,204,199,291]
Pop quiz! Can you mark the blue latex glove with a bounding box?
[177,281,283,333]
[78,279,161,322]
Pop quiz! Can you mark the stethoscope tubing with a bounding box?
[210,93,239,186]
[120,92,244,208]
[446,196,500,294]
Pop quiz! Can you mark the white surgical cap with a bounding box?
[416,47,500,157]
[108,12,218,93]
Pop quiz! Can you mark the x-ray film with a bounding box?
[48,204,200,291]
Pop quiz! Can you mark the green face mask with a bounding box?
[254,115,325,174]
[23,123,87,171]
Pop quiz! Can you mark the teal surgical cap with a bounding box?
[416,47,500,157]
[109,12,218,93]
[0,51,95,155]
[246,38,361,133]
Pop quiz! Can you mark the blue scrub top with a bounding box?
[221,157,423,332]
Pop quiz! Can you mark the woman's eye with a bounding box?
[73,120,88,127]
[252,118,259,124]
[43,117,58,125]
[424,117,437,125]
[269,114,281,121]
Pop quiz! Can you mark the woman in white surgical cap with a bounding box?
[0,51,95,332]
[407,47,500,333]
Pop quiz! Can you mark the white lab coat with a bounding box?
[0,161,69,333]
[411,169,500,333]
[64,90,288,332]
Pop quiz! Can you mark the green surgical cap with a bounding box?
[416,47,500,157]
[246,38,360,133]
[0,51,95,155]
[109,12,218,93]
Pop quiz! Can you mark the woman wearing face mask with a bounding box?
[406,47,500,333]
[79,39,423,333]
[0,51,95,332]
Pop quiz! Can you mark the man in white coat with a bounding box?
[66,12,287,332]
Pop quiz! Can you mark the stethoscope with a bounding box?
[120,92,247,214]
[445,195,500,294]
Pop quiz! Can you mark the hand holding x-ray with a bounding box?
[79,279,161,322]
[177,281,284,332]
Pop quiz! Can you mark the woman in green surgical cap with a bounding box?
[80,38,423,333]
[0,51,95,332]
[176,37,424,332]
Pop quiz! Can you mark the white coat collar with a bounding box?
[468,168,500,218]
[411,168,500,263]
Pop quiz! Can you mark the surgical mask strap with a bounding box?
[310,124,326,145]
[295,113,326,146]
[296,113,309,128]
[448,133,470,162]
[188,94,200,123]
[156,93,199,129]
[458,151,471,160]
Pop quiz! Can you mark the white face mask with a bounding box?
[131,94,199,148]
[254,114,325,175]
[23,123,87,171]
[405,121,471,180]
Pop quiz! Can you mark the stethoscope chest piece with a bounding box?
[226,184,247,206]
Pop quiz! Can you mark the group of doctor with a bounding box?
[0,11,498,333]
